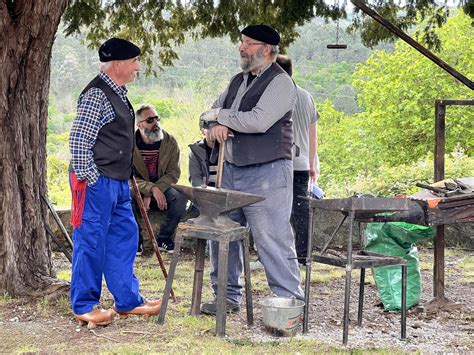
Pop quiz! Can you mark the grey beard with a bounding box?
[240,52,266,73]
[144,128,164,142]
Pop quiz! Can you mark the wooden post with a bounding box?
[433,100,446,300]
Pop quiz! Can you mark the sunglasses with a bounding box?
[140,115,160,124]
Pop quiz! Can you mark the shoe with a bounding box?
[157,237,174,254]
[136,241,143,256]
[75,308,115,329]
[115,299,162,318]
[250,260,264,271]
[201,301,240,316]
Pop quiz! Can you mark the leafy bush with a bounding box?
[47,156,71,206]
[323,148,474,197]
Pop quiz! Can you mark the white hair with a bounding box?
[270,45,279,59]
[100,61,114,72]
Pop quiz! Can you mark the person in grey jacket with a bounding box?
[199,24,304,316]
[188,128,216,188]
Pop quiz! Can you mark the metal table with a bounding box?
[303,196,411,345]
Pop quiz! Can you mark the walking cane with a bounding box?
[131,176,176,302]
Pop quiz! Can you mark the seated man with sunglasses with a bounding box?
[131,104,187,255]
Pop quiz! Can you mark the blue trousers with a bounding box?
[209,159,304,304]
[70,176,143,315]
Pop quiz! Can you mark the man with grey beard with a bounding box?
[199,24,304,316]
[132,104,187,255]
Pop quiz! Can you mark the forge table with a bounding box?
[410,178,474,309]
[303,196,411,345]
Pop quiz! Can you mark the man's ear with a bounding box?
[264,44,272,57]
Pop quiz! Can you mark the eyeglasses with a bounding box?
[240,40,266,47]
[139,115,160,124]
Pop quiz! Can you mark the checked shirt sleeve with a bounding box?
[69,88,113,185]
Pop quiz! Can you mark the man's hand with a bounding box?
[151,186,167,210]
[143,196,152,211]
[209,124,229,144]
[310,168,318,184]
[200,108,221,122]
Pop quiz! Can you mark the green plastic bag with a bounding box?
[365,222,434,311]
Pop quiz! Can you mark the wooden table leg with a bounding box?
[157,233,182,325]
[216,241,229,336]
[190,238,206,315]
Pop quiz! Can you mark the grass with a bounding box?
[0,292,12,304]
[14,345,39,354]
[8,250,472,353]
[458,256,474,284]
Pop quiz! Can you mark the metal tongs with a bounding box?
[416,179,473,197]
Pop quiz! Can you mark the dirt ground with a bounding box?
[0,248,472,353]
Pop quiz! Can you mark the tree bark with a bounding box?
[0,1,69,296]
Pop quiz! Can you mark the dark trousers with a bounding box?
[291,170,310,259]
[132,187,187,245]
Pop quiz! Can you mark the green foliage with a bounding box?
[46,156,70,206]
[316,13,473,197]
[352,12,473,167]
[46,11,473,207]
[324,148,474,198]
[61,1,471,70]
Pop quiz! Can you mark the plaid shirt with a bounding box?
[69,72,133,185]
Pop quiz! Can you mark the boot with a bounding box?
[116,299,162,318]
[75,308,115,329]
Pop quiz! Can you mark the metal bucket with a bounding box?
[258,297,305,337]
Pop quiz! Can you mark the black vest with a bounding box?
[222,63,293,166]
[80,75,135,180]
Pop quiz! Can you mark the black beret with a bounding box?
[99,37,141,62]
[241,24,280,45]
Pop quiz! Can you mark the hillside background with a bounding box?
[47,13,473,206]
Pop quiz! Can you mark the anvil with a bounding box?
[173,184,265,229]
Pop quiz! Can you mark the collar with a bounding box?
[243,62,273,80]
[99,71,128,97]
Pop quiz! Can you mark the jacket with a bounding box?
[132,129,180,195]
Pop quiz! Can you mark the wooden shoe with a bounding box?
[116,300,162,318]
[75,308,115,329]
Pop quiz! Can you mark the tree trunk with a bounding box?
[0,1,69,296]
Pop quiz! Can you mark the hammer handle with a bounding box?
[215,141,225,188]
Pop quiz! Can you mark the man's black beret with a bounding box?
[241,24,280,45]
[99,37,141,62]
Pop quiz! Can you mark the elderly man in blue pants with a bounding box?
[69,37,161,328]
[199,24,304,315]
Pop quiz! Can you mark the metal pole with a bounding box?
[303,203,315,334]
[401,265,407,339]
[343,210,355,345]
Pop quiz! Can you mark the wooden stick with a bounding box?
[215,141,226,188]
[89,329,119,342]
[131,176,176,302]
[41,195,74,249]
